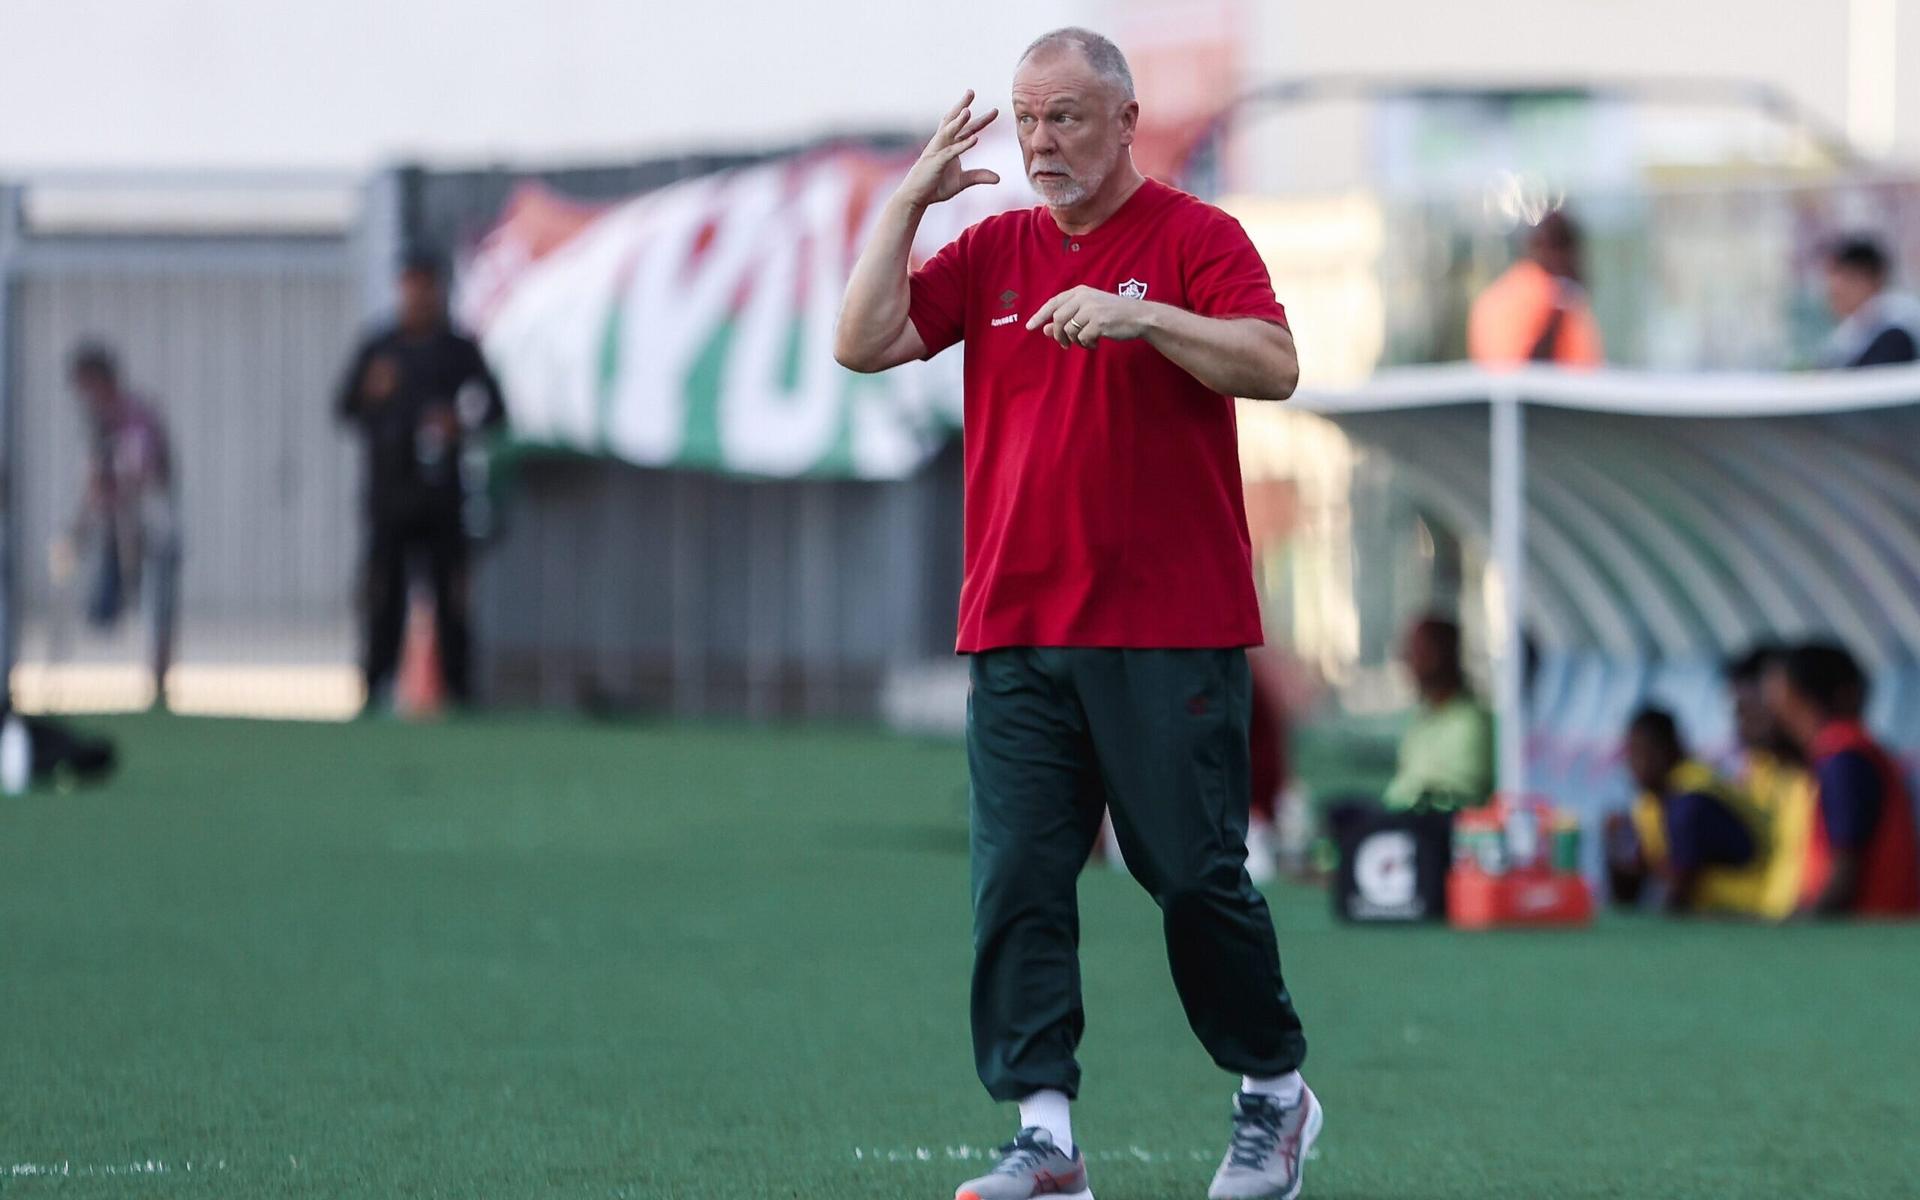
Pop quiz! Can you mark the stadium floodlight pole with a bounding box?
[1489,384,1528,800]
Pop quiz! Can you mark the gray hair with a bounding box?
[1018,27,1135,100]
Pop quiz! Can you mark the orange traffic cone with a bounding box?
[396,586,445,719]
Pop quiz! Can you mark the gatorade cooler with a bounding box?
[1333,807,1455,923]
[1446,796,1593,929]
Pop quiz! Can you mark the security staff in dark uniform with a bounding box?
[337,250,504,711]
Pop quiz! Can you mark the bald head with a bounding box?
[1018,27,1134,100]
[1010,28,1141,215]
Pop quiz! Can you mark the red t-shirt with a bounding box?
[908,177,1286,652]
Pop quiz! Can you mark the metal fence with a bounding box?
[0,174,386,711]
[475,445,964,719]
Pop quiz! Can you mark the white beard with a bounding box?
[1030,164,1102,209]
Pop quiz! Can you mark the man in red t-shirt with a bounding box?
[836,27,1317,1200]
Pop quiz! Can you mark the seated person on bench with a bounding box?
[1606,707,1770,916]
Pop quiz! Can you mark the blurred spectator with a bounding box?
[336,250,505,712]
[1724,644,1815,918]
[1467,209,1604,368]
[1381,615,1495,810]
[1103,648,1295,881]
[1819,236,1920,369]
[1244,647,1294,883]
[53,342,179,708]
[1763,644,1920,917]
[1606,707,1768,915]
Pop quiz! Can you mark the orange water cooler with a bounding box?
[1447,797,1593,929]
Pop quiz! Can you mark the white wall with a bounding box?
[0,0,1913,173]
[0,0,1089,171]
[1230,0,1920,193]
[1249,0,1855,117]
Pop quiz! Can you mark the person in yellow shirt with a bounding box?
[1382,617,1495,811]
[1468,210,1605,368]
[1725,646,1816,920]
[1606,708,1770,916]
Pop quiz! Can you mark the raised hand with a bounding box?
[897,89,1000,210]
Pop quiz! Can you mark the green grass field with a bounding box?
[4,714,1918,1198]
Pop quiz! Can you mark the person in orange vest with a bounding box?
[1468,209,1604,368]
[1762,643,1920,918]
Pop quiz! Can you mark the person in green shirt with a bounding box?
[1383,616,1495,810]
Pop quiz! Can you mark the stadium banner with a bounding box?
[458,137,1033,480]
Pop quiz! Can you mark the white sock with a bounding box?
[1242,1071,1304,1107]
[1017,1089,1074,1156]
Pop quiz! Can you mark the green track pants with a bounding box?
[966,646,1308,1102]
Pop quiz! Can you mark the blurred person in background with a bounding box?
[1322,614,1493,866]
[834,27,1318,1200]
[1724,644,1815,919]
[52,342,180,709]
[336,249,505,713]
[1091,647,1292,882]
[1818,235,1920,369]
[1605,707,1768,916]
[1244,647,1294,884]
[1467,209,1604,368]
[1382,615,1494,811]
[1763,644,1920,917]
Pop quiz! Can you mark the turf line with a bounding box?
[7,1159,229,1179]
[849,1146,1325,1165]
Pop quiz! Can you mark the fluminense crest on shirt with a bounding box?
[1118,278,1148,300]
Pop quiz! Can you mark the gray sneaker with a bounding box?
[954,1127,1092,1200]
[1207,1086,1323,1200]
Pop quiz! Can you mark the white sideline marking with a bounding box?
[7,1159,227,1178]
[850,1144,1325,1165]
[850,1146,1211,1164]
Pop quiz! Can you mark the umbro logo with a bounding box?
[999,289,1019,308]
